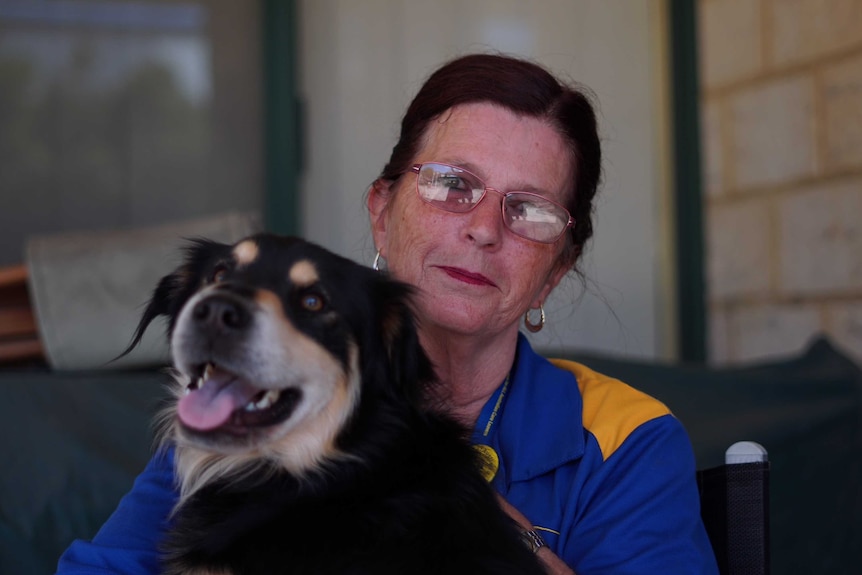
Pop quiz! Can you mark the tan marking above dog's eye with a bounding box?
[301,293,325,312]
[289,260,319,287]
[233,240,259,265]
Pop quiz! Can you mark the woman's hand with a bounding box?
[496,494,576,575]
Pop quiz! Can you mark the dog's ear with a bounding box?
[115,237,230,360]
[114,269,186,360]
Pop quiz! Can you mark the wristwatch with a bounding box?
[520,529,547,554]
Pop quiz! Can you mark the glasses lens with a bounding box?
[416,163,483,212]
[504,193,570,243]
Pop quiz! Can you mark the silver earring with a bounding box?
[524,305,545,333]
[372,250,382,271]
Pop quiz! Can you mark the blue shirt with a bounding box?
[478,334,718,573]
[57,334,718,574]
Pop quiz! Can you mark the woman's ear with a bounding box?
[368,179,392,256]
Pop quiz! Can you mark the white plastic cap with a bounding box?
[725,441,768,464]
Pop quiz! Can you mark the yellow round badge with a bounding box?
[473,444,500,483]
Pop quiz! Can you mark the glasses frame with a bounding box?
[409,162,574,244]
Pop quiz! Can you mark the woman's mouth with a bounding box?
[438,266,496,287]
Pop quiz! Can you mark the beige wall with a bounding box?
[699,0,862,365]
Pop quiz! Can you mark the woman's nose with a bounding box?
[463,189,504,247]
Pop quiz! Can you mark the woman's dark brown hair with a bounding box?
[378,53,602,269]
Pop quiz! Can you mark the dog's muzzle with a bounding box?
[170,290,303,434]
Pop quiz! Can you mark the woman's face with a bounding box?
[369,102,574,341]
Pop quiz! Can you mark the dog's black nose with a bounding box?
[192,295,250,331]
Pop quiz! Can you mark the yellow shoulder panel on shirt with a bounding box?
[549,359,673,461]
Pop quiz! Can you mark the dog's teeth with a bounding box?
[257,390,281,409]
[246,390,281,411]
[203,363,213,380]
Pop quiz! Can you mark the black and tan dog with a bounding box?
[125,234,545,574]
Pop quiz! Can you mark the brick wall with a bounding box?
[698,0,862,365]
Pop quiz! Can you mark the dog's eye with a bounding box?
[211,265,229,283]
[300,293,325,312]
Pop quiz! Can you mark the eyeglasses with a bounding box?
[409,162,574,244]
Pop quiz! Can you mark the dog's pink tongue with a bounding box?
[178,369,258,431]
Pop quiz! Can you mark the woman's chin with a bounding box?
[427,308,517,340]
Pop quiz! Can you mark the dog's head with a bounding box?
[125,234,432,486]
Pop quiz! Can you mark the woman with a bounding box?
[58,54,718,574]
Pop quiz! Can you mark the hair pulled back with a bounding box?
[379,53,602,268]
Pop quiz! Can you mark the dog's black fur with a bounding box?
[126,234,546,574]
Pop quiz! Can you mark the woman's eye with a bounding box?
[301,293,325,312]
[507,200,528,218]
[439,177,477,205]
[440,175,469,191]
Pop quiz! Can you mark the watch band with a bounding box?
[520,529,547,554]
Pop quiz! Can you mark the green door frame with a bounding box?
[262,0,300,236]
[669,0,707,363]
